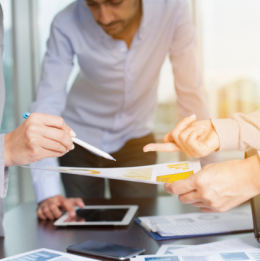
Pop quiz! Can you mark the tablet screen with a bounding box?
[65,208,129,223]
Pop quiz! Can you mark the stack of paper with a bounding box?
[136,210,253,240]
[131,235,260,261]
[26,161,201,185]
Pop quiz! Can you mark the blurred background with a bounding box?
[1,0,260,210]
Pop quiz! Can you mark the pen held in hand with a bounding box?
[23,112,116,161]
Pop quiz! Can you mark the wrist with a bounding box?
[210,120,220,151]
[244,155,260,195]
[4,133,13,167]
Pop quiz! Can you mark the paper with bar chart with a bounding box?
[131,249,260,261]
[25,161,200,185]
[132,235,260,261]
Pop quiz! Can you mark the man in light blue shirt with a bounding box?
[30,0,213,220]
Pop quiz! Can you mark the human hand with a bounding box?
[143,115,220,158]
[164,155,260,213]
[4,113,76,166]
[37,195,85,220]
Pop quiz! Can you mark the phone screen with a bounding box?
[65,208,129,223]
[251,194,260,241]
[67,240,145,258]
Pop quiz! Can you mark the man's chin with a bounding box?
[103,28,122,36]
[102,24,125,37]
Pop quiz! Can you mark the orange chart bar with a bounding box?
[156,171,194,183]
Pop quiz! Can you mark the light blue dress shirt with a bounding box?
[30,0,210,203]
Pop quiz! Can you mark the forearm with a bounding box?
[212,109,260,151]
[0,134,9,198]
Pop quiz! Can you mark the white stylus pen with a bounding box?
[72,137,116,161]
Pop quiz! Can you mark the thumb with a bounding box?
[163,132,175,142]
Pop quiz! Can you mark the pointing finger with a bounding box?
[143,143,180,152]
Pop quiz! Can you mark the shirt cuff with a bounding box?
[0,134,9,198]
[211,118,240,151]
[33,174,61,203]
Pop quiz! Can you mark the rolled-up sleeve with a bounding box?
[212,109,260,151]
[0,134,9,198]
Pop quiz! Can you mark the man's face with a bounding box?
[85,0,140,36]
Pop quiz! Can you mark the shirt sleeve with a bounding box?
[30,17,74,203]
[169,0,219,166]
[169,0,209,121]
[0,134,9,199]
[211,109,260,151]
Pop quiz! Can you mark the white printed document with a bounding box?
[139,210,253,237]
[167,235,260,255]
[156,245,191,255]
[26,161,200,185]
[133,235,260,261]
[131,249,260,261]
[2,248,99,261]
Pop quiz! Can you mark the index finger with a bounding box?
[62,199,76,217]
[143,142,180,152]
[32,113,76,138]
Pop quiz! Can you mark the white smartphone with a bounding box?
[54,205,138,226]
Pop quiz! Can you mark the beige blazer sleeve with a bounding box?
[211,109,260,151]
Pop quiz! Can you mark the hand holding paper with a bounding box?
[164,155,260,213]
[143,115,220,158]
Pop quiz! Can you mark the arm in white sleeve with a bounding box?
[169,0,209,121]
[169,0,219,166]
[0,134,8,199]
[30,16,74,203]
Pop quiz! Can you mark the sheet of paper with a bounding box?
[2,248,99,261]
[156,245,191,255]
[169,234,260,255]
[139,209,253,237]
[131,248,260,261]
[25,161,200,185]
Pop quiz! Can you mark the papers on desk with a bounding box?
[156,245,191,255]
[160,235,260,255]
[26,161,200,185]
[132,250,260,261]
[132,235,260,261]
[136,210,253,240]
[2,248,99,261]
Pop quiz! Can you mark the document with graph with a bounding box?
[138,210,253,237]
[26,161,200,184]
[131,249,260,261]
[1,248,99,261]
[132,235,260,261]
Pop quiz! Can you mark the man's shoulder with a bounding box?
[144,0,188,18]
[144,0,184,9]
[53,0,90,27]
